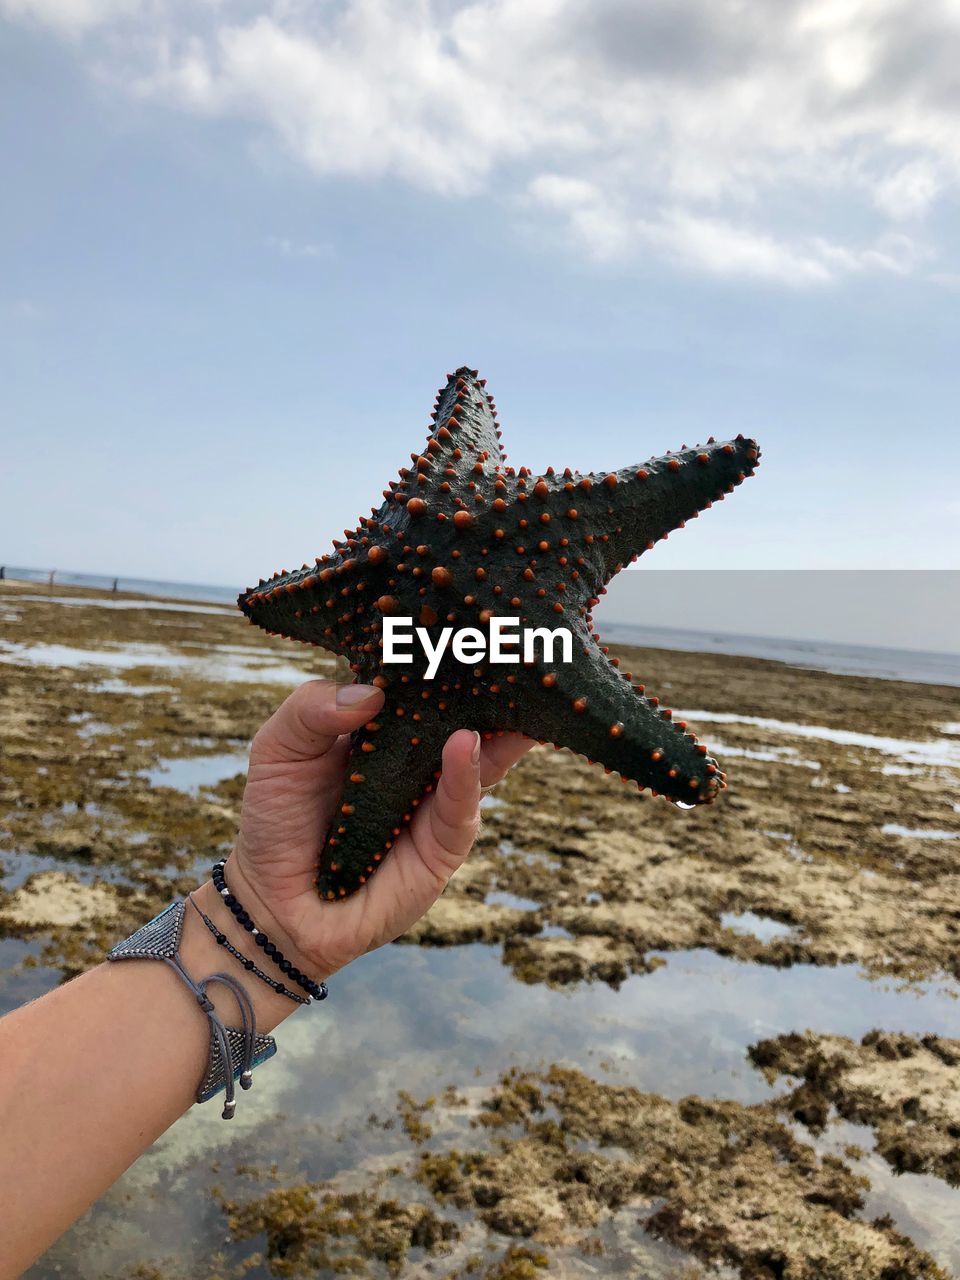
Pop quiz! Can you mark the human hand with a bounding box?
[224,680,531,984]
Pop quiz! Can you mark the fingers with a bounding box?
[249,680,384,767]
[406,730,530,884]
[478,732,533,787]
[416,729,482,877]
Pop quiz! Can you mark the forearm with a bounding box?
[0,877,304,1278]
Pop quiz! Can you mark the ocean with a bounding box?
[599,621,960,688]
[1,565,238,605]
[4,565,960,688]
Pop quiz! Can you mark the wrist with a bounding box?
[182,880,307,1033]
[220,850,334,988]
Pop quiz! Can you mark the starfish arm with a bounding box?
[431,367,505,469]
[512,630,722,805]
[238,367,504,653]
[317,715,447,898]
[380,367,506,523]
[237,548,361,659]
[577,435,760,585]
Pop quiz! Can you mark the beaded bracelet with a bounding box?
[211,859,328,1003]
[188,894,309,1006]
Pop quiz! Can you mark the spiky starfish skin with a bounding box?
[239,368,760,899]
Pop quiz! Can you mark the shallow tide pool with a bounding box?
[9,934,960,1278]
[0,639,330,686]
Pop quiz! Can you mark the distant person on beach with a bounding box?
[112,577,119,593]
[47,569,56,587]
[0,679,530,1276]
[0,566,5,580]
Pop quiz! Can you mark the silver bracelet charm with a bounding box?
[107,899,277,1118]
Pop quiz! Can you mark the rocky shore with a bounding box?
[2,581,958,1279]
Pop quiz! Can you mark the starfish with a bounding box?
[239,368,760,899]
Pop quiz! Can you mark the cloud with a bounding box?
[527,173,929,284]
[265,235,334,260]
[638,212,837,286]
[873,159,945,220]
[0,0,140,33]
[5,0,960,284]
[1,298,46,321]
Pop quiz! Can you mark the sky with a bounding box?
[2,0,959,598]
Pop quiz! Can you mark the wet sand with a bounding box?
[1,582,958,1278]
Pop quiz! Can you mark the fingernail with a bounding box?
[471,731,481,765]
[336,684,378,706]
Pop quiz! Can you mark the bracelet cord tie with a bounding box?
[107,899,276,1119]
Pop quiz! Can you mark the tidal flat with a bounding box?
[1,581,959,1279]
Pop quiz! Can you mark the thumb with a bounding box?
[407,729,483,886]
[249,680,384,767]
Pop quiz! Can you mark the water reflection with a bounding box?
[0,938,63,1014]
[0,850,131,893]
[24,939,960,1277]
[721,910,796,942]
[140,749,248,794]
[0,640,329,686]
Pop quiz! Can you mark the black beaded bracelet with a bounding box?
[211,859,328,1003]
[188,894,309,1006]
